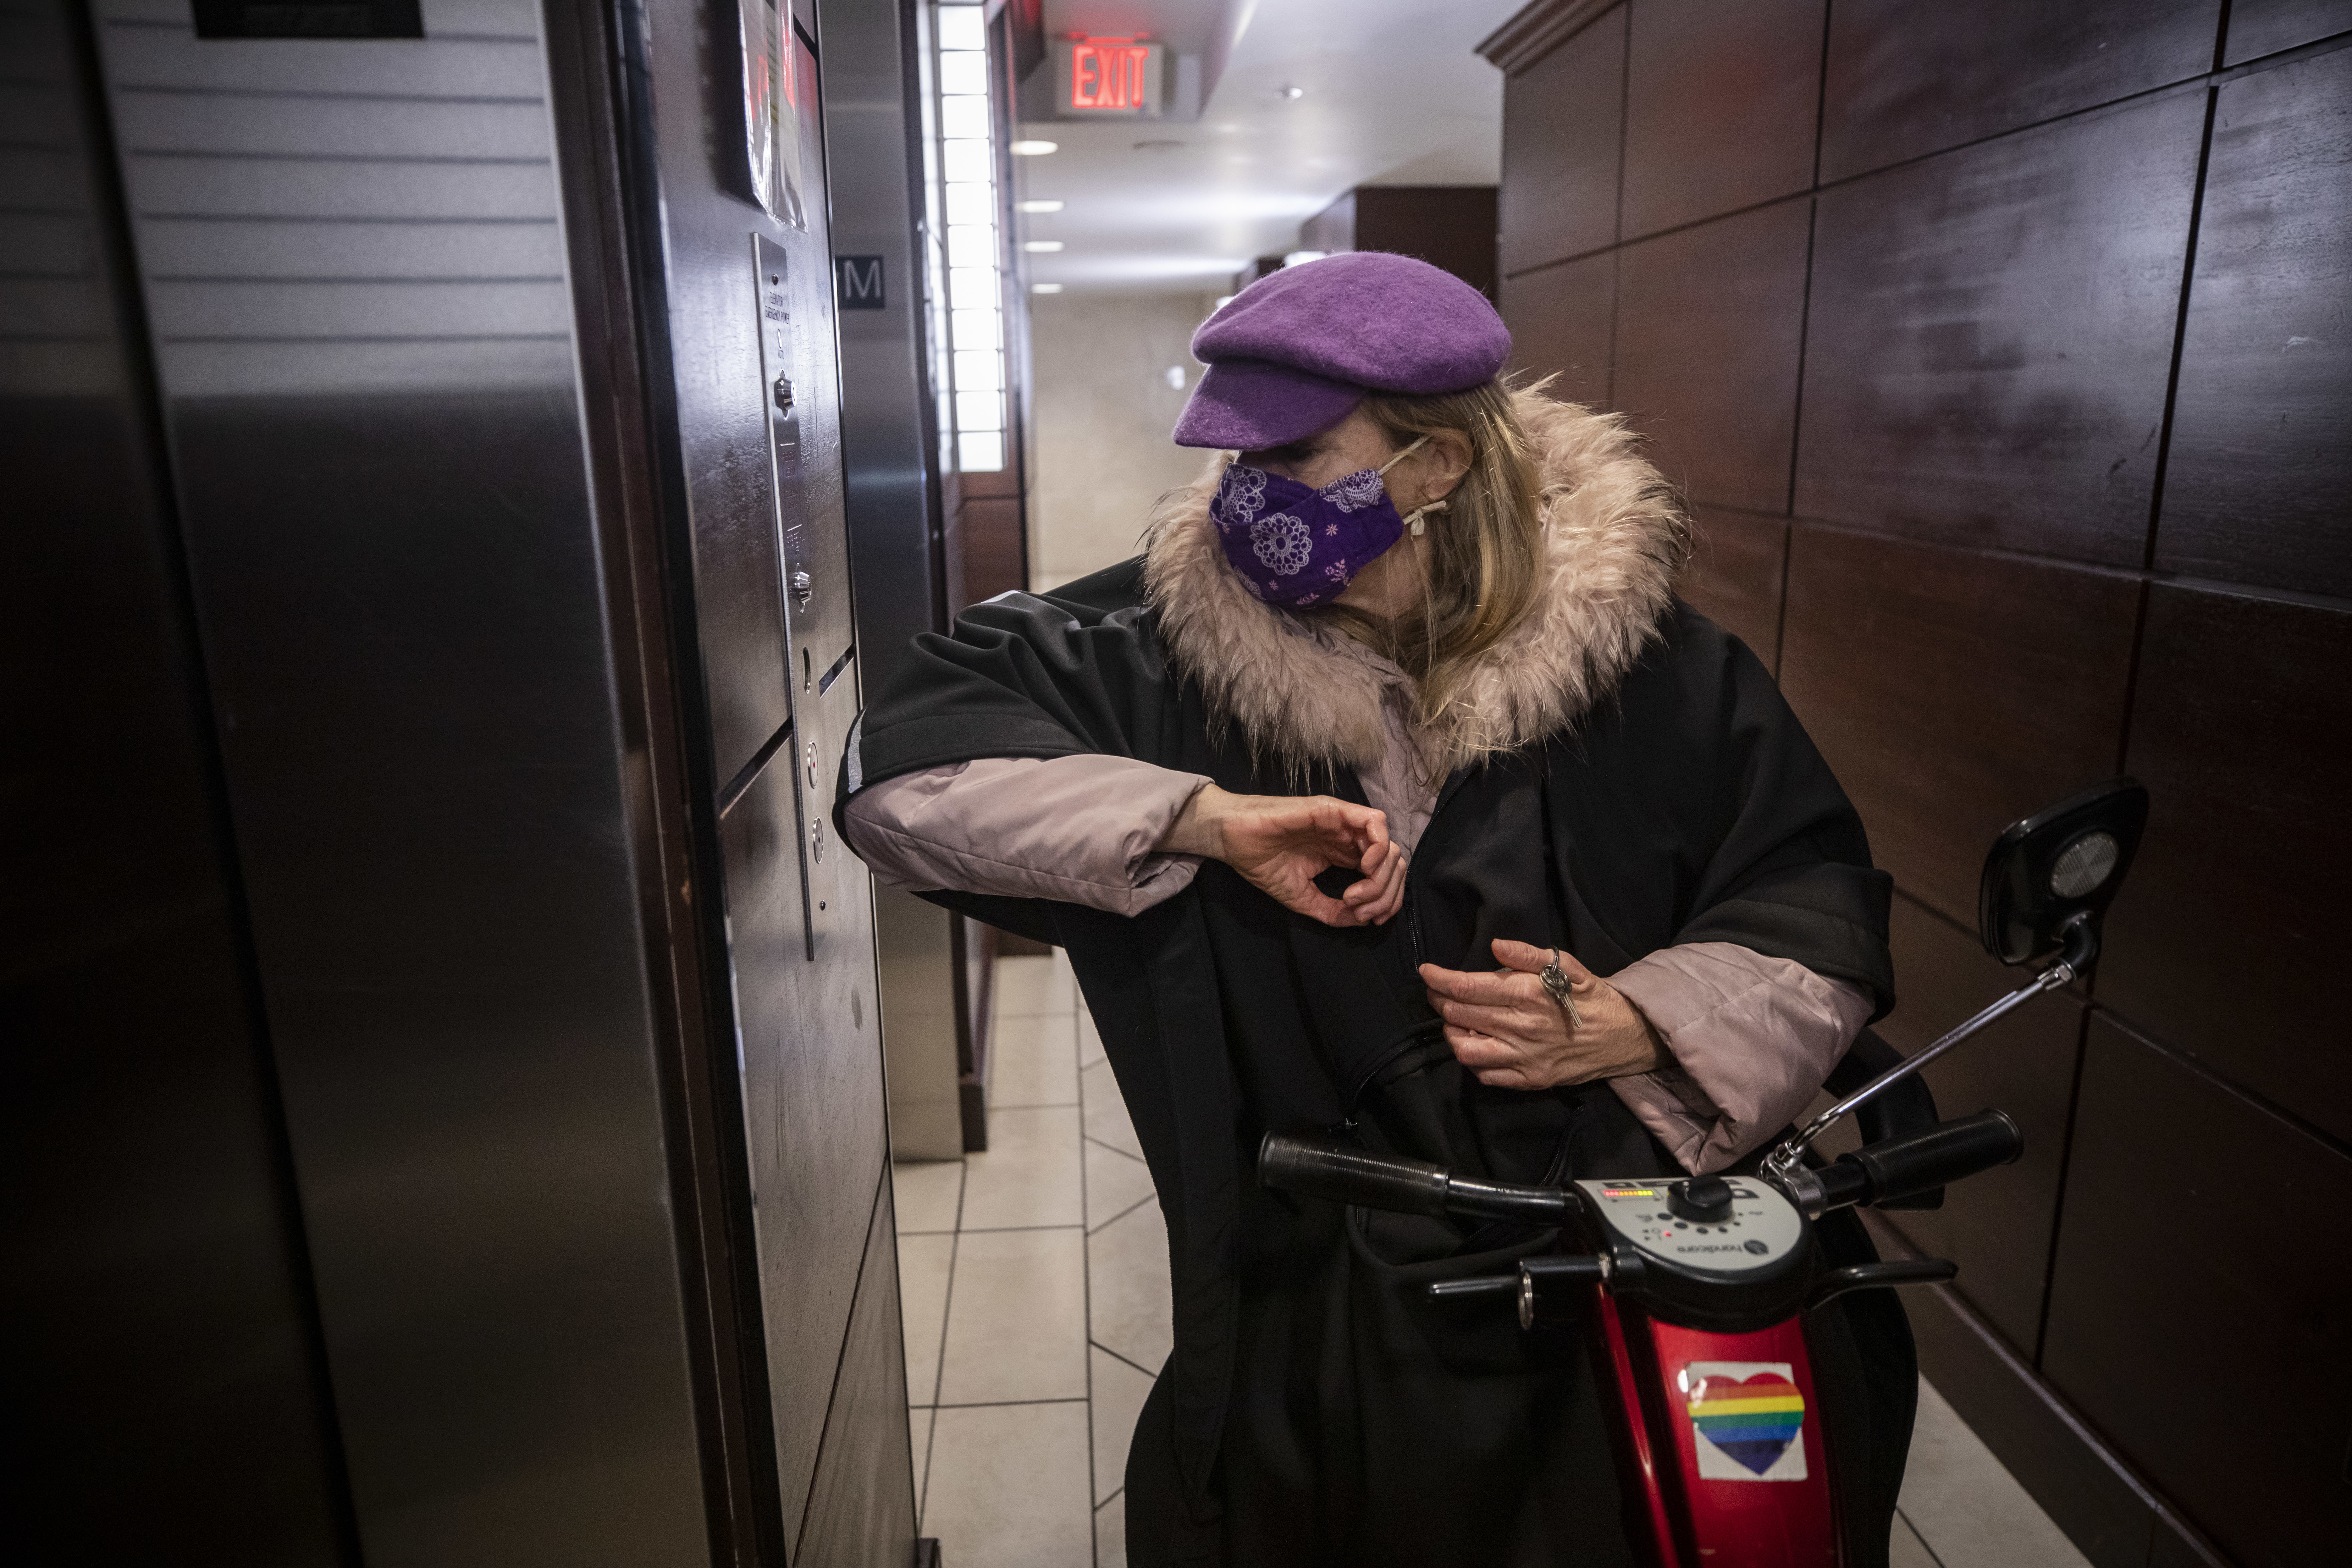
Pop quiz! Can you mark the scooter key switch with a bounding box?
[1669,1176,1736,1224]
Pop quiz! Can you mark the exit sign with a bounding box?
[1058,35,1163,116]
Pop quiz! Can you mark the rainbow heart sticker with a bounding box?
[1684,1362,1808,1481]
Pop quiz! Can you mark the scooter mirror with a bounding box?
[1977,778,2149,966]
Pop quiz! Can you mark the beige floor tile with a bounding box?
[924,1401,1094,1568]
[1900,1377,2089,1568]
[1078,1005,1106,1067]
[1089,1347,1156,1505]
[961,1105,1083,1230]
[893,1159,965,1234]
[990,1012,1079,1108]
[1892,1510,1942,1568]
[1086,1139,1157,1231]
[898,1232,955,1407]
[937,1226,1088,1405]
[1088,1198,1174,1372]
[993,952,1075,1018]
[1095,1490,1126,1568]
[913,1405,937,1530]
[1082,1058,1145,1160]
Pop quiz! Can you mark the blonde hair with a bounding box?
[1316,376,1551,736]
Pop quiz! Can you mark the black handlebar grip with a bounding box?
[1258,1133,1451,1217]
[1839,1109,2024,1207]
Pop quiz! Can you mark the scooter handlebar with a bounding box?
[1258,1134,1571,1225]
[1832,1109,2024,1209]
[1262,1112,2021,1230]
[1258,1133,1451,1216]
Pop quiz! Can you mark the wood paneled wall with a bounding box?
[1485,4,2351,1564]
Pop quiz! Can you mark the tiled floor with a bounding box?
[895,953,2090,1568]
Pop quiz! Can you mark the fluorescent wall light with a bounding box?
[1032,282,1065,294]
[1017,199,1065,212]
[1009,139,1059,156]
[1022,240,1065,252]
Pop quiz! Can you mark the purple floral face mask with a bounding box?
[1207,437,1434,608]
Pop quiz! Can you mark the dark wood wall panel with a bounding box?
[795,1176,919,1567]
[1621,0,1824,240]
[2042,1017,2352,1567]
[1797,92,2206,566]
[1500,250,1615,406]
[1874,896,2085,1358]
[1779,526,2140,925]
[1484,7,2352,1555]
[1498,3,1625,275]
[1353,186,1500,300]
[2097,585,2352,1145]
[2157,48,2352,599]
[2224,0,2352,63]
[1615,199,1811,513]
[1680,506,1786,669]
[1820,0,2220,182]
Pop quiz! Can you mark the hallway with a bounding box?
[895,956,2096,1568]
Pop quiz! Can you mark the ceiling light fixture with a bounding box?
[1277,84,1304,99]
[1009,139,1059,156]
[1033,282,1065,294]
[1017,199,1065,213]
[1023,240,1065,252]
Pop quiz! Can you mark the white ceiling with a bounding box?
[1011,0,1526,293]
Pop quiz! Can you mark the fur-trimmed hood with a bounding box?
[1141,389,1685,775]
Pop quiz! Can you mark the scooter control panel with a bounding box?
[1577,1177,1804,1274]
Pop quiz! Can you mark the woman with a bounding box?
[839,254,1913,1566]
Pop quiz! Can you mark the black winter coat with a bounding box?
[842,556,1915,1568]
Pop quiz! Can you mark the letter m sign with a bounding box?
[835,255,885,310]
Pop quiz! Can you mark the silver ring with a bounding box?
[1540,949,1583,1030]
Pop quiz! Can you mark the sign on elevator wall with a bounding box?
[739,0,807,227]
[1056,35,1165,116]
[836,256,885,310]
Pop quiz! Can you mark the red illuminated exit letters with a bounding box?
[1067,35,1156,112]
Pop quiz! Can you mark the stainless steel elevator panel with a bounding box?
[3,6,353,1558]
[754,232,860,962]
[87,4,710,1563]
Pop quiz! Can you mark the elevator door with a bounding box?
[67,0,915,1563]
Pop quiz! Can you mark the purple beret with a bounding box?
[1173,252,1511,449]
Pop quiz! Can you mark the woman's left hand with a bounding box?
[1419,939,1668,1090]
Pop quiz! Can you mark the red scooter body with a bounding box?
[1597,1296,1838,1568]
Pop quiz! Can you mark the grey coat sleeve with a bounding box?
[840,752,1214,918]
[1607,943,1873,1174]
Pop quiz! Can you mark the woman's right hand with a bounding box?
[1157,784,1405,928]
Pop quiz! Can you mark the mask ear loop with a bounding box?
[1377,435,1450,536]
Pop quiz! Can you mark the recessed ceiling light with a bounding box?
[1032,283,1065,294]
[1017,199,1064,213]
[1277,84,1304,99]
[1023,240,1065,252]
[1010,139,1058,156]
